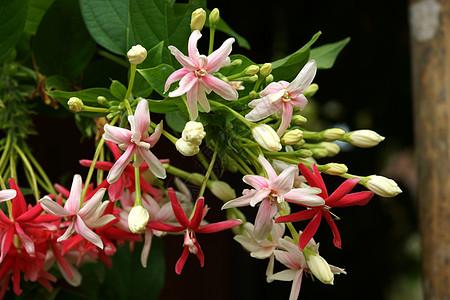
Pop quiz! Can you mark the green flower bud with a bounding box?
[208,181,236,201]
[305,252,334,285]
[265,74,274,84]
[190,8,207,31]
[259,63,272,77]
[97,96,108,106]
[365,175,402,197]
[323,163,348,175]
[209,8,220,27]
[245,65,260,76]
[292,114,308,125]
[281,129,303,145]
[68,97,84,112]
[252,124,282,152]
[303,83,319,98]
[249,91,259,99]
[323,128,346,141]
[318,142,340,156]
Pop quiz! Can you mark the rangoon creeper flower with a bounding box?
[128,205,149,233]
[252,124,282,152]
[345,129,385,148]
[164,30,238,120]
[39,174,116,249]
[222,155,323,241]
[103,99,166,183]
[304,251,334,285]
[127,45,147,65]
[365,175,402,197]
[176,138,200,156]
[245,60,317,136]
[182,121,206,146]
[190,8,206,31]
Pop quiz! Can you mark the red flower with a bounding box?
[275,163,373,249]
[148,188,242,274]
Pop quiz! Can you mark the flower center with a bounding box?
[282,90,291,102]
[184,230,198,254]
[194,68,207,78]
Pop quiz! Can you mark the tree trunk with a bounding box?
[409,0,450,299]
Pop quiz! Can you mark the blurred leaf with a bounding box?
[75,114,97,139]
[110,80,127,100]
[129,0,205,66]
[33,0,97,79]
[166,110,188,132]
[100,238,165,300]
[132,41,164,98]
[79,0,134,55]
[45,75,71,91]
[147,99,179,114]
[48,88,116,106]
[24,0,55,35]
[271,31,321,81]
[0,0,29,63]
[310,37,350,69]
[137,64,176,97]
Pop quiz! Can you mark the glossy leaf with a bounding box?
[137,64,176,97]
[310,37,350,69]
[0,0,29,63]
[110,80,128,100]
[24,0,55,35]
[166,110,189,132]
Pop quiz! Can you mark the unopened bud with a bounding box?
[68,97,84,112]
[323,163,348,175]
[293,139,306,149]
[182,121,205,146]
[252,124,282,152]
[128,205,149,233]
[365,175,402,198]
[303,83,319,98]
[246,74,259,82]
[190,8,206,31]
[292,114,308,125]
[281,129,303,145]
[97,96,108,106]
[249,91,259,99]
[305,251,334,285]
[311,148,328,159]
[127,45,147,65]
[176,139,200,156]
[245,65,260,76]
[318,142,340,156]
[209,8,220,27]
[265,74,274,84]
[323,128,346,141]
[259,63,272,77]
[230,59,242,67]
[208,181,236,201]
[345,130,385,148]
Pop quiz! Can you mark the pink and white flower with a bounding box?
[245,60,317,136]
[164,30,238,120]
[103,99,166,183]
[222,155,323,241]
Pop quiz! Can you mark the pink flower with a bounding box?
[245,60,317,136]
[276,163,374,249]
[164,30,238,120]
[39,174,116,249]
[222,155,323,241]
[103,99,166,183]
[148,188,242,274]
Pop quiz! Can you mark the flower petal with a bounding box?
[271,166,297,196]
[167,188,189,228]
[175,246,190,274]
[284,187,324,207]
[39,196,73,218]
[332,191,373,207]
[103,124,132,145]
[168,45,197,71]
[141,229,153,268]
[197,219,242,234]
[134,99,150,139]
[245,98,281,122]
[0,189,16,203]
[74,217,103,249]
[254,200,278,241]
[135,147,166,179]
[169,72,198,98]
[277,102,293,136]
[250,189,271,207]
[188,30,202,65]
[258,155,277,182]
[326,177,361,206]
[243,175,270,190]
[221,191,255,209]
[107,144,135,184]
[78,189,105,219]
[201,74,238,100]
[287,60,317,94]
[164,68,190,93]
[298,211,322,250]
[206,37,234,73]
[323,212,342,248]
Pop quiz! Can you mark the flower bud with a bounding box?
[303,83,319,98]
[229,81,244,90]
[323,128,346,141]
[190,8,206,31]
[281,129,303,145]
[311,148,328,159]
[323,163,348,175]
[68,97,84,112]
[209,8,220,27]
[230,59,242,67]
[128,205,149,233]
[252,124,282,152]
[365,175,402,198]
[246,74,259,82]
[127,45,147,65]
[245,65,260,76]
[249,91,259,99]
[176,138,200,156]
[208,181,236,201]
[318,142,340,156]
[306,252,334,285]
[292,114,308,125]
[97,96,108,106]
[265,74,274,84]
[259,63,272,77]
[345,130,385,148]
[182,121,206,146]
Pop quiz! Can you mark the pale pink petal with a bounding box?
[65,175,83,213]
[141,229,153,268]
[201,74,238,100]
[57,222,75,242]
[39,196,73,218]
[254,199,278,240]
[233,235,260,253]
[168,46,197,71]
[270,269,297,281]
[58,261,82,287]
[14,223,35,256]
[245,99,282,122]
[206,37,234,73]
[188,30,202,65]
[243,175,270,190]
[86,214,116,228]
[274,250,301,270]
[169,72,198,98]
[186,81,199,120]
[279,238,306,266]
[267,89,285,103]
[143,121,163,147]
[135,147,167,179]
[248,98,265,108]
[103,124,132,145]
[164,68,190,93]
[284,188,324,207]
[271,166,297,195]
[134,99,150,139]
[257,155,277,182]
[277,102,293,136]
[196,83,211,113]
[221,191,255,209]
[260,82,284,97]
[287,60,317,94]
[272,223,286,241]
[107,144,135,184]
[74,217,103,249]
[290,94,308,109]
[250,189,271,207]
[289,270,304,300]
[78,189,105,219]
[155,202,174,222]
[0,190,16,202]
[250,247,274,259]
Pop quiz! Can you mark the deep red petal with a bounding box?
[147,221,185,232]
[106,140,123,160]
[8,179,27,219]
[332,191,374,207]
[168,188,189,228]
[197,219,242,234]
[12,261,22,295]
[175,246,190,275]
[326,177,360,206]
[15,203,43,222]
[190,198,205,230]
[79,159,114,171]
[298,211,322,250]
[275,208,318,223]
[323,211,342,248]
[0,209,12,226]
[298,164,327,198]
[194,240,205,267]
[50,240,73,280]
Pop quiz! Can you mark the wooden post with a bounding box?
[409,0,450,298]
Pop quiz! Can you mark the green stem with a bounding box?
[82,105,109,113]
[196,151,218,180]
[150,121,178,144]
[163,164,205,186]
[208,26,216,55]
[134,157,142,206]
[279,204,299,243]
[23,145,56,194]
[209,100,254,129]
[97,145,105,186]
[124,99,133,116]
[124,64,137,101]
[228,151,254,175]
[9,152,17,182]
[14,145,39,202]
[198,144,218,198]
[0,134,11,173]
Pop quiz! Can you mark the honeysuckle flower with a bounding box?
[222,155,323,241]
[190,8,206,31]
[164,30,238,120]
[245,60,317,136]
[39,174,116,249]
[344,129,385,148]
[252,124,282,152]
[182,121,206,146]
[128,205,149,233]
[148,188,242,274]
[276,163,374,249]
[364,175,402,198]
[127,45,147,65]
[103,99,166,183]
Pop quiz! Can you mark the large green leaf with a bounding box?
[24,0,55,35]
[129,0,206,66]
[79,0,134,55]
[33,0,97,79]
[271,31,321,81]
[310,37,350,69]
[138,64,176,97]
[0,0,29,63]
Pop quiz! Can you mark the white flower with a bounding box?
[252,124,282,152]
[365,175,402,197]
[127,45,147,65]
[305,252,334,285]
[345,130,385,148]
[176,138,199,156]
[182,121,205,146]
[128,205,149,233]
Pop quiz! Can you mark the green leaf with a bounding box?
[45,75,71,91]
[33,0,97,79]
[24,0,55,35]
[137,64,176,97]
[146,99,180,114]
[0,0,29,63]
[218,54,257,76]
[310,37,350,69]
[271,31,321,81]
[79,0,134,55]
[166,110,188,132]
[100,238,165,300]
[110,80,127,100]
[129,0,206,66]
[132,41,164,98]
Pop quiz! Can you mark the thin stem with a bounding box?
[196,151,218,180]
[9,152,17,182]
[208,26,216,55]
[209,99,254,129]
[23,146,56,194]
[134,156,142,206]
[124,64,137,101]
[0,134,11,173]
[14,145,39,202]
[228,151,254,175]
[198,143,218,198]
[82,105,109,113]
[97,145,105,186]
[150,121,178,144]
